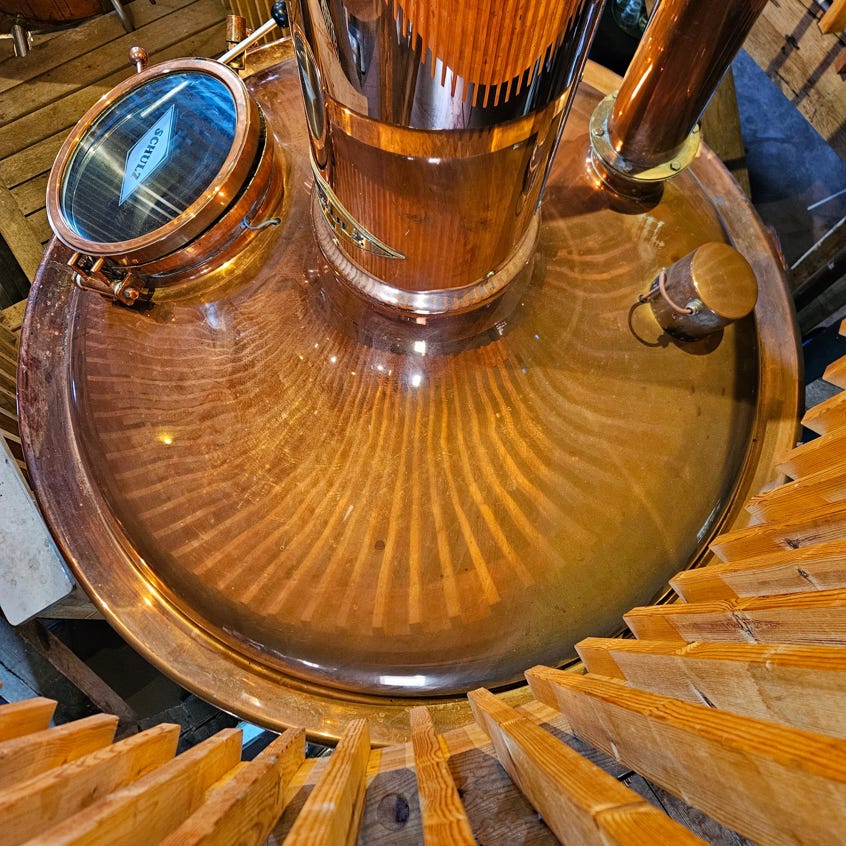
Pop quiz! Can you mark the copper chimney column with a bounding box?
[591,0,769,190]
[286,0,605,315]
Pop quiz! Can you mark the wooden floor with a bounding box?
[0,0,227,301]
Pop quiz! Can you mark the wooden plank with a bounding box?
[699,70,751,198]
[576,638,846,738]
[0,0,203,97]
[467,687,705,846]
[710,500,846,561]
[745,0,846,154]
[0,0,226,129]
[27,728,243,846]
[157,727,305,846]
[820,0,846,33]
[15,621,138,728]
[0,713,118,791]
[13,173,49,217]
[25,207,52,246]
[0,697,56,742]
[0,723,179,846]
[283,719,369,846]
[0,13,227,161]
[803,387,846,436]
[525,667,846,846]
[823,354,846,389]
[670,537,846,601]
[409,706,474,846]
[745,464,846,523]
[777,429,846,480]
[623,588,846,646]
[0,131,66,190]
[0,179,42,282]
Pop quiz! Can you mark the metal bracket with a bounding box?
[67,252,143,307]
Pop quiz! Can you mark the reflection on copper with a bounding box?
[608,0,769,172]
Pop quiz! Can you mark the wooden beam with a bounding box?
[409,706,474,846]
[576,638,846,738]
[820,0,846,34]
[710,501,846,560]
[525,667,846,846]
[0,723,179,846]
[777,429,846,480]
[0,713,118,791]
[467,687,705,845]
[670,537,846,601]
[158,728,305,846]
[623,588,846,645]
[823,355,846,390]
[0,697,56,742]
[802,389,846,436]
[31,728,243,846]
[284,719,369,846]
[745,464,846,523]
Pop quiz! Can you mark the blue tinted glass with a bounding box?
[61,71,237,243]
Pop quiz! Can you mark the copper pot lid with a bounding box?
[20,47,801,744]
[46,58,262,266]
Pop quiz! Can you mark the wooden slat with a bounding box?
[820,0,846,33]
[576,638,846,738]
[0,697,55,742]
[409,706,474,846]
[158,727,305,846]
[27,728,243,846]
[745,0,846,154]
[823,354,846,389]
[0,178,43,282]
[0,723,179,846]
[525,667,846,846]
[283,718,369,846]
[802,389,846,436]
[467,687,706,846]
[710,500,846,560]
[745,463,846,523]
[670,537,846,601]
[776,429,846,480]
[0,714,118,791]
[623,588,846,645]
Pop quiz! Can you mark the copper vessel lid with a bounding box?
[19,48,801,745]
[46,58,261,265]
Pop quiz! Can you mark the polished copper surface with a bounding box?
[46,58,262,266]
[19,47,801,745]
[608,0,769,173]
[289,0,604,302]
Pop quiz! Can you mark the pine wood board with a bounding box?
[0,697,55,742]
[525,668,846,846]
[576,637,846,738]
[745,0,846,155]
[670,537,846,601]
[746,463,846,523]
[776,429,846,480]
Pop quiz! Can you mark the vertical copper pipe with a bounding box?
[609,0,768,172]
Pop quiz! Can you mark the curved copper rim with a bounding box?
[19,64,801,746]
[46,58,262,265]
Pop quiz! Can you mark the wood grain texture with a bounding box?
[820,0,846,33]
[710,501,846,560]
[24,728,243,846]
[746,464,846,523]
[409,707,474,846]
[0,696,55,742]
[467,687,705,845]
[802,388,846,436]
[670,538,846,601]
[158,727,305,846]
[623,588,846,646]
[745,0,846,154]
[776,429,846,480]
[576,638,846,738]
[283,719,369,846]
[0,714,117,792]
[525,667,846,846]
[0,723,179,846]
